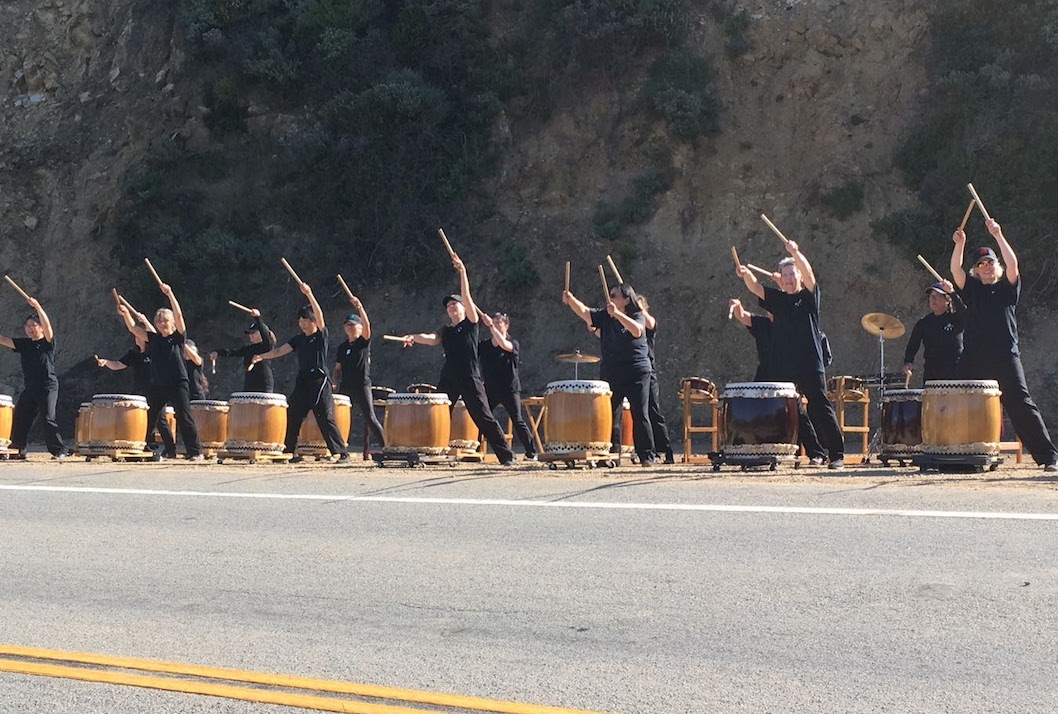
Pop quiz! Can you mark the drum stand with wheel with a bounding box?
[707,452,799,472]
[910,452,1003,473]
[540,450,617,470]
[371,451,456,468]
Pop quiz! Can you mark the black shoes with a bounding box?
[336,453,350,463]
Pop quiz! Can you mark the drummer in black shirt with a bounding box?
[250,281,349,463]
[950,220,1058,470]
[477,311,537,461]
[902,281,965,384]
[210,310,276,393]
[636,295,674,464]
[333,294,385,452]
[118,283,203,460]
[185,339,208,401]
[398,254,516,466]
[738,241,845,469]
[729,298,827,464]
[0,298,69,459]
[563,282,656,466]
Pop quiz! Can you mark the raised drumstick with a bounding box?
[144,257,164,288]
[564,261,570,293]
[605,255,624,284]
[598,265,609,303]
[760,213,790,244]
[280,257,304,284]
[336,273,355,302]
[111,288,121,307]
[745,263,774,279]
[966,183,992,222]
[916,254,945,284]
[959,200,975,232]
[4,275,32,303]
[228,300,254,314]
[382,335,407,342]
[117,294,139,317]
[438,228,455,257]
[730,246,742,269]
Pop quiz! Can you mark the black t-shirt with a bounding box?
[959,277,1020,358]
[336,336,371,388]
[746,315,775,381]
[759,285,824,378]
[903,295,966,378]
[118,348,152,396]
[147,331,188,386]
[441,318,480,379]
[644,326,658,372]
[479,337,521,394]
[186,360,207,400]
[217,320,275,392]
[287,327,330,378]
[12,337,57,389]
[590,308,651,380]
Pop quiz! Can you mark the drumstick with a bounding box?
[382,335,407,342]
[117,294,139,317]
[959,199,975,232]
[745,263,774,279]
[210,354,216,375]
[246,361,256,372]
[438,228,455,257]
[605,255,623,284]
[904,373,911,389]
[916,254,945,284]
[3,275,31,303]
[966,183,992,222]
[564,261,570,293]
[760,213,790,244]
[143,257,164,288]
[336,273,355,302]
[598,265,609,303]
[111,288,121,308]
[227,300,254,314]
[730,246,741,269]
[280,257,304,284]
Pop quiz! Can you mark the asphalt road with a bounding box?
[1,461,1056,713]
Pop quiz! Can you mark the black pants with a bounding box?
[340,382,386,449]
[958,351,1058,465]
[792,372,844,461]
[647,373,672,458]
[286,376,347,456]
[11,386,66,456]
[439,373,514,464]
[147,382,201,457]
[607,371,654,462]
[486,387,537,457]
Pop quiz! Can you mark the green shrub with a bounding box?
[642,49,720,141]
[820,181,864,220]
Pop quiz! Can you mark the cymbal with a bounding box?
[554,351,601,365]
[861,312,906,339]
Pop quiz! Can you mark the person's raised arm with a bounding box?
[987,219,1019,285]
[452,253,478,324]
[562,290,593,327]
[950,228,967,290]
[608,302,644,338]
[25,298,55,342]
[349,295,371,341]
[117,304,149,342]
[183,342,203,366]
[160,283,187,335]
[0,335,13,350]
[729,299,753,327]
[786,240,816,292]
[300,283,325,331]
[738,265,765,300]
[640,307,657,331]
[477,309,514,352]
[401,332,441,347]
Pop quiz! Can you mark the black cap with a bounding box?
[926,282,950,296]
[344,313,362,325]
[442,294,463,307]
[975,247,998,263]
[243,320,260,334]
[297,305,315,319]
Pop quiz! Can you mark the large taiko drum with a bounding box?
[880,389,922,459]
[0,394,13,448]
[75,402,92,452]
[190,400,230,452]
[543,380,613,454]
[224,392,288,456]
[297,394,351,456]
[383,393,451,455]
[152,405,176,446]
[718,382,800,458]
[449,399,480,450]
[922,380,1002,456]
[87,394,149,452]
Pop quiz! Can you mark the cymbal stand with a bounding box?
[864,329,888,462]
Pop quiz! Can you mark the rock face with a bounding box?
[1,0,1054,436]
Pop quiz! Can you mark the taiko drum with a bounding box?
[88,394,149,452]
[921,380,1002,456]
[543,380,613,454]
[297,394,351,456]
[190,400,230,452]
[718,382,800,457]
[383,393,451,455]
[224,392,288,456]
[449,399,480,450]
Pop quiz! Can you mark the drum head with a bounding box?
[230,392,289,406]
[544,380,611,395]
[387,392,451,405]
[332,394,352,407]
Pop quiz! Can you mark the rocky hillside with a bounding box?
[2,0,1057,438]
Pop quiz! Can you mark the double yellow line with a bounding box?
[0,645,613,714]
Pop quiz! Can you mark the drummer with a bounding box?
[397,254,516,466]
[738,241,845,469]
[210,309,276,393]
[729,298,827,465]
[477,310,537,461]
[636,295,673,464]
[901,281,965,384]
[185,339,208,401]
[333,294,386,452]
[950,221,1058,470]
[562,283,656,466]
[249,282,349,463]
[0,299,70,459]
[117,284,203,461]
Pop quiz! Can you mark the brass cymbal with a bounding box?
[861,312,906,339]
[554,351,601,365]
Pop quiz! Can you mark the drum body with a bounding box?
[0,394,13,448]
[297,394,351,455]
[152,406,176,446]
[224,392,288,455]
[543,380,613,454]
[922,380,1002,456]
[718,382,800,457]
[620,397,634,452]
[87,394,149,452]
[190,400,230,451]
[449,399,480,450]
[75,402,92,452]
[880,389,922,456]
[383,393,451,454]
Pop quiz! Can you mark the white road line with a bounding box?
[0,483,1057,521]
